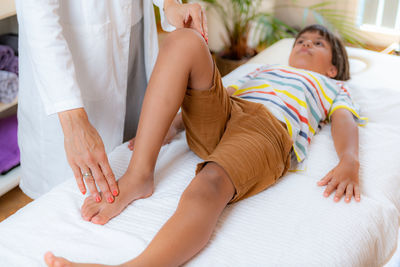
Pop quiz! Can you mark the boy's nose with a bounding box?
[302,40,312,48]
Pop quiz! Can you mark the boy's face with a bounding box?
[288,31,338,78]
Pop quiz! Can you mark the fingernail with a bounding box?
[81,190,86,195]
[113,190,118,196]
[108,196,114,203]
[96,195,101,202]
[334,197,339,201]
[324,193,328,197]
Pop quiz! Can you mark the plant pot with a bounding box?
[213,54,250,76]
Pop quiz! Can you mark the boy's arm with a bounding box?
[317,109,361,203]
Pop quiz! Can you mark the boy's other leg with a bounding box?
[80,29,215,225]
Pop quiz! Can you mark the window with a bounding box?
[358,0,400,33]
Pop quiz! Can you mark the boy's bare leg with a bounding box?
[128,162,235,266]
[79,28,216,225]
[45,163,235,267]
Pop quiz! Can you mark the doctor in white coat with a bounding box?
[16,0,208,202]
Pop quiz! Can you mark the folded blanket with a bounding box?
[0,34,19,56]
[0,45,15,70]
[0,71,18,103]
[5,57,18,76]
[0,114,20,174]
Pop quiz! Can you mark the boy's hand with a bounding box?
[317,155,360,203]
[226,86,237,96]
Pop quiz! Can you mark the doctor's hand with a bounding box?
[164,0,208,43]
[58,108,119,203]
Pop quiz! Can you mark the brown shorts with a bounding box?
[181,62,293,203]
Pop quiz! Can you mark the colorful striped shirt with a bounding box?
[229,65,368,171]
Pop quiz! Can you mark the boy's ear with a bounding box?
[327,65,338,78]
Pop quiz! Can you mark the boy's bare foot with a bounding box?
[81,171,154,225]
[44,252,112,267]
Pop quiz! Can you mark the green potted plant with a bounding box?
[201,0,296,75]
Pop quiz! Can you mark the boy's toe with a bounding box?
[44,251,55,266]
[44,252,72,267]
[91,211,110,225]
[81,202,101,221]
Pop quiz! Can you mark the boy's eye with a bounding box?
[315,41,323,46]
[297,40,303,44]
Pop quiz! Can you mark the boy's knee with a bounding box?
[182,163,234,203]
[161,28,207,54]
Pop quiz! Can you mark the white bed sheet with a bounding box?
[1,39,400,267]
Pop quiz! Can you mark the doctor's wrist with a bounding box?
[58,108,89,135]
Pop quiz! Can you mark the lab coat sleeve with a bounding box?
[153,0,182,32]
[16,0,84,115]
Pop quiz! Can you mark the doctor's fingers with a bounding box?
[99,157,119,197]
[202,8,208,41]
[80,165,100,202]
[71,164,86,195]
[187,4,207,37]
[87,162,115,203]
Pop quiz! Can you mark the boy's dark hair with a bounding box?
[295,24,350,81]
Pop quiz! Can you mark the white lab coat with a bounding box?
[16,0,176,198]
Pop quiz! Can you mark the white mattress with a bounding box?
[1,39,400,267]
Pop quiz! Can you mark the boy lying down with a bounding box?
[45,24,367,267]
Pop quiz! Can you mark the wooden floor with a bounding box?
[0,186,32,222]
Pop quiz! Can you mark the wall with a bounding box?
[0,15,18,35]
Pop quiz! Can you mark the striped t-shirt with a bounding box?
[229,64,367,170]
